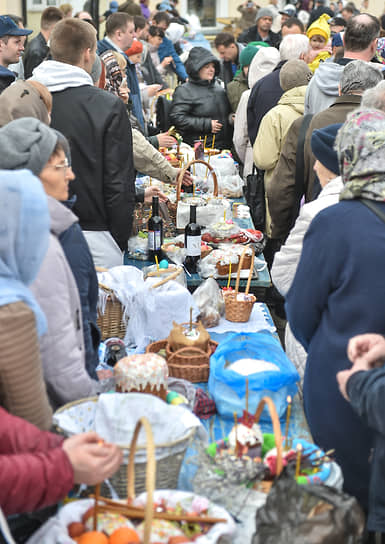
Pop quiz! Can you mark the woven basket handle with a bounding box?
[127,417,155,544]
[234,244,255,296]
[254,397,283,476]
[176,159,218,202]
[168,345,208,363]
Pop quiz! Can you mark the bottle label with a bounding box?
[148,230,161,251]
[186,235,201,256]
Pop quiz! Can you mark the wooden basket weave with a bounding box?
[224,245,256,323]
[146,338,218,383]
[97,282,126,341]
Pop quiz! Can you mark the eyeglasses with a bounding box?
[53,158,70,171]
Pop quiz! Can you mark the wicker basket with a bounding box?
[146,338,218,383]
[176,158,218,203]
[224,245,256,323]
[97,282,126,341]
[54,398,195,500]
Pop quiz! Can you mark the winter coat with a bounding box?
[304,60,344,115]
[0,65,15,93]
[247,59,283,145]
[227,70,248,113]
[158,36,188,82]
[233,46,280,178]
[23,32,48,79]
[271,177,343,385]
[347,367,385,532]
[141,41,166,87]
[0,302,52,430]
[303,94,362,198]
[98,38,145,128]
[169,47,232,149]
[253,84,307,235]
[219,42,244,88]
[0,407,73,516]
[31,197,99,409]
[238,26,280,48]
[286,200,385,508]
[32,60,136,252]
[59,199,100,381]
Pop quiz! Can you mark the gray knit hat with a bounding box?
[256,7,274,22]
[0,117,58,176]
[279,59,312,92]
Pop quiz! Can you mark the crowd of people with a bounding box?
[0,0,385,541]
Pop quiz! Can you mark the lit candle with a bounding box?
[295,444,303,479]
[284,395,292,450]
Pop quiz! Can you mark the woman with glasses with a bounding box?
[0,117,100,409]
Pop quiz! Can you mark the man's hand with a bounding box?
[144,185,168,202]
[179,169,193,186]
[147,84,162,98]
[118,79,130,104]
[211,120,223,134]
[62,432,122,485]
[161,56,173,68]
[347,334,385,367]
[337,359,371,401]
[157,132,177,148]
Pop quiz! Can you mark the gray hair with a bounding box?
[361,80,385,112]
[340,60,383,95]
[279,34,309,61]
[90,54,102,85]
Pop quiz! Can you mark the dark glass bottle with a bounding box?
[148,196,163,262]
[184,205,201,274]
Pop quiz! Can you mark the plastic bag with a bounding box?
[252,467,365,544]
[208,332,299,420]
[192,278,225,328]
[176,196,231,229]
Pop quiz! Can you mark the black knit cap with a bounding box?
[311,123,342,176]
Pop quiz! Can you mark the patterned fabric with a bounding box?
[336,109,385,202]
[193,387,216,420]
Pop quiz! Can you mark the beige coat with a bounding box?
[253,85,307,235]
[132,128,178,184]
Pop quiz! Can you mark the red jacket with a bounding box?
[0,408,74,516]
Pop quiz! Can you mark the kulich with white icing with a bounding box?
[114,354,168,393]
[228,422,263,449]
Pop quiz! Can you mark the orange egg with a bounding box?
[109,527,140,544]
[77,531,109,544]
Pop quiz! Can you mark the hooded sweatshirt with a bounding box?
[30,59,93,92]
[233,46,280,178]
[169,47,232,148]
[304,61,343,114]
[0,80,50,127]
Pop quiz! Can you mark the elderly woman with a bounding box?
[169,46,232,149]
[286,109,385,511]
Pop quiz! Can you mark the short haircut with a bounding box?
[340,59,382,95]
[153,11,170,25]
[27,80,53,113]
[281,17,305,33]
[50,18,96,66]
[344,13,380,51]
[41,7,64,31]
[279,33,309,61]
[134,15,146,30]
[361,80,385,111]
[342,5,355,14]
[330,16,346,27]
[148,25,165,39]
[105,12,133,37]
[214,32,236,49]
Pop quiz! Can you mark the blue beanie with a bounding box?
[311,123,342,176]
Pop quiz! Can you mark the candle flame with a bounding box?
[287,395,292,403]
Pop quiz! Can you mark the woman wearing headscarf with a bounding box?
[0,118,101,409]
[0,170,52,430]
[169,46,232,149]
[286,109,385,511]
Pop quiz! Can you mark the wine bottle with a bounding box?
[148,196,163,262]
[184,205,201,274]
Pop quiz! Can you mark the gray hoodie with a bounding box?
[304,61,344,115]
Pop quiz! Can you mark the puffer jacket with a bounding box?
[31,197,99,409]
[169,47,232,149]
[253,84,307,235]
[158,36,187,82]
[0,407,73,516]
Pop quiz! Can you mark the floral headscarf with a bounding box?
[336,109,385,202]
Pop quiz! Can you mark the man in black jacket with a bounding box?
[214,32,244,87]
[31,18,136,268]
[23,7,63,79]
[238,7,280,47]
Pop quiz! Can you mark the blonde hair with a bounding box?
[111,51,127,72]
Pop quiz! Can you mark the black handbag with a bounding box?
[243,165,266,232]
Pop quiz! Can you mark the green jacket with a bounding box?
[227,71,248,113]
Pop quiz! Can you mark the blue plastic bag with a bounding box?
[208,331,299,421]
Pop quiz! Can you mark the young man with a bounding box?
[214,32,244,87]
[0,15,32,93]
[32,18,136,268]
[23,7,63,78]
[238,7,280,47]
